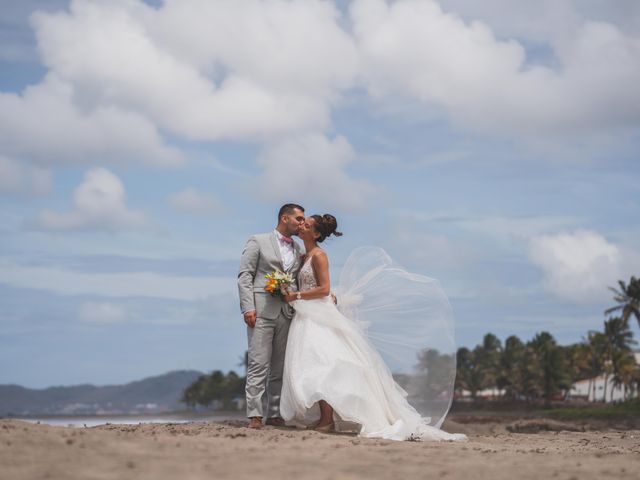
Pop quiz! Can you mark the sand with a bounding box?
[1,417,639,480]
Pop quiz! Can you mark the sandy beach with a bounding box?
[1,416,639,480]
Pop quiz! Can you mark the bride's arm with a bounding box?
[284,252,331,301]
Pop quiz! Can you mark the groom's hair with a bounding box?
[278,203,304,222]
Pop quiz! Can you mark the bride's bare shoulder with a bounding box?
[309,248,327,257]
[310,249,329,265]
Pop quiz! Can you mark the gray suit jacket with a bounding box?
[238,232,303,320]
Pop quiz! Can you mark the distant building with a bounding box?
[568,376,630,403]
[568,349,640,403]
[456,387,505,400]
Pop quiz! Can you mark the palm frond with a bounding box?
[604,305,622,315]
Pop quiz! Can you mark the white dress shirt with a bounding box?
[274,229,295,271]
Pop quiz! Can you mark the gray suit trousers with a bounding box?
[245,312,291,418]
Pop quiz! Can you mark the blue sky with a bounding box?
[1,0,639,388]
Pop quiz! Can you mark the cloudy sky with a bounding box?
[1,0,639,388]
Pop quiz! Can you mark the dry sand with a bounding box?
[1,416,639,480]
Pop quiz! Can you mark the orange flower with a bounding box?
[265,278,278,293]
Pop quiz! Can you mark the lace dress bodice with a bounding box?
[298,257,317,292]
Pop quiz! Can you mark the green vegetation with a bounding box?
[181,370,245,410]
[544,400,640,419]
[605,276,640,328]
[456,276,640,404]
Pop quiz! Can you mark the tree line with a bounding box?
[181,277,640,409]
[181,369,245,410]
[456,277,640,405]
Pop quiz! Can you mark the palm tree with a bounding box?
[455,347,484,399]
[605,276,640,328]
[586,331,607,401]
[520,344,542,402]
[603,316,636,351]
[181,370,245,409]
[610,349,637,400]
[567,343,591,379]
[602,316,637,401]
[417,348,456,402]
[454,347,471,396]
[565,342,592,399]
[475,333,502,394]
[528,332,570,406]
[500,335,525,400]
[181,374,208,408]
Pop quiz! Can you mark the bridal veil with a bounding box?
[336,247,457,429]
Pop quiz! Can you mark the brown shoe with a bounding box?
[265,417,286,427]
[248,417,263,429]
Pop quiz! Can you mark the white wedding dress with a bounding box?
[280,248,466,442]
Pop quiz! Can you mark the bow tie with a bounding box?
[280,235,293,245]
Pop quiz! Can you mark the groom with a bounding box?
[237,203,305,429]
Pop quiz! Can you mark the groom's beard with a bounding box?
[288,226,301,236]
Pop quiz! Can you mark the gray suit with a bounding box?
[238,231,303,418]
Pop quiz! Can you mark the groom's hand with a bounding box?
[244,310,257,328]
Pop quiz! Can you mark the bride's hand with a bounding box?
[283,291,297,303]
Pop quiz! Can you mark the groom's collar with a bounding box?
[274,229,294,245]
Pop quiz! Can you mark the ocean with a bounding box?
[14,411,245,428]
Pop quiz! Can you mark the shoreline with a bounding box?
[5,406,639,430]
[3,410,245,428]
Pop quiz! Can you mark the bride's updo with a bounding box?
[310,214,343,243]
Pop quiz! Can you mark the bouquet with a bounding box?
[264,270,294,297]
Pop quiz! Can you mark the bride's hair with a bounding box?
[310,214,343,243]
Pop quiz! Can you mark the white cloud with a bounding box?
[168,187,223,215]
[528,230,639,303]
[0,259,234,301]
[78,301,128,324]
[28,0,357,141]
[0,156,51,196]
[0,75,183,167]
[2,0,636,176]
[256,133,375,211]
[34,167,150,232]
[350,0,640,138]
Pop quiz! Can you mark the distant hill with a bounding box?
[0,370,204,416]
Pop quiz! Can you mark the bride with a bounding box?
[280,214,466,442]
